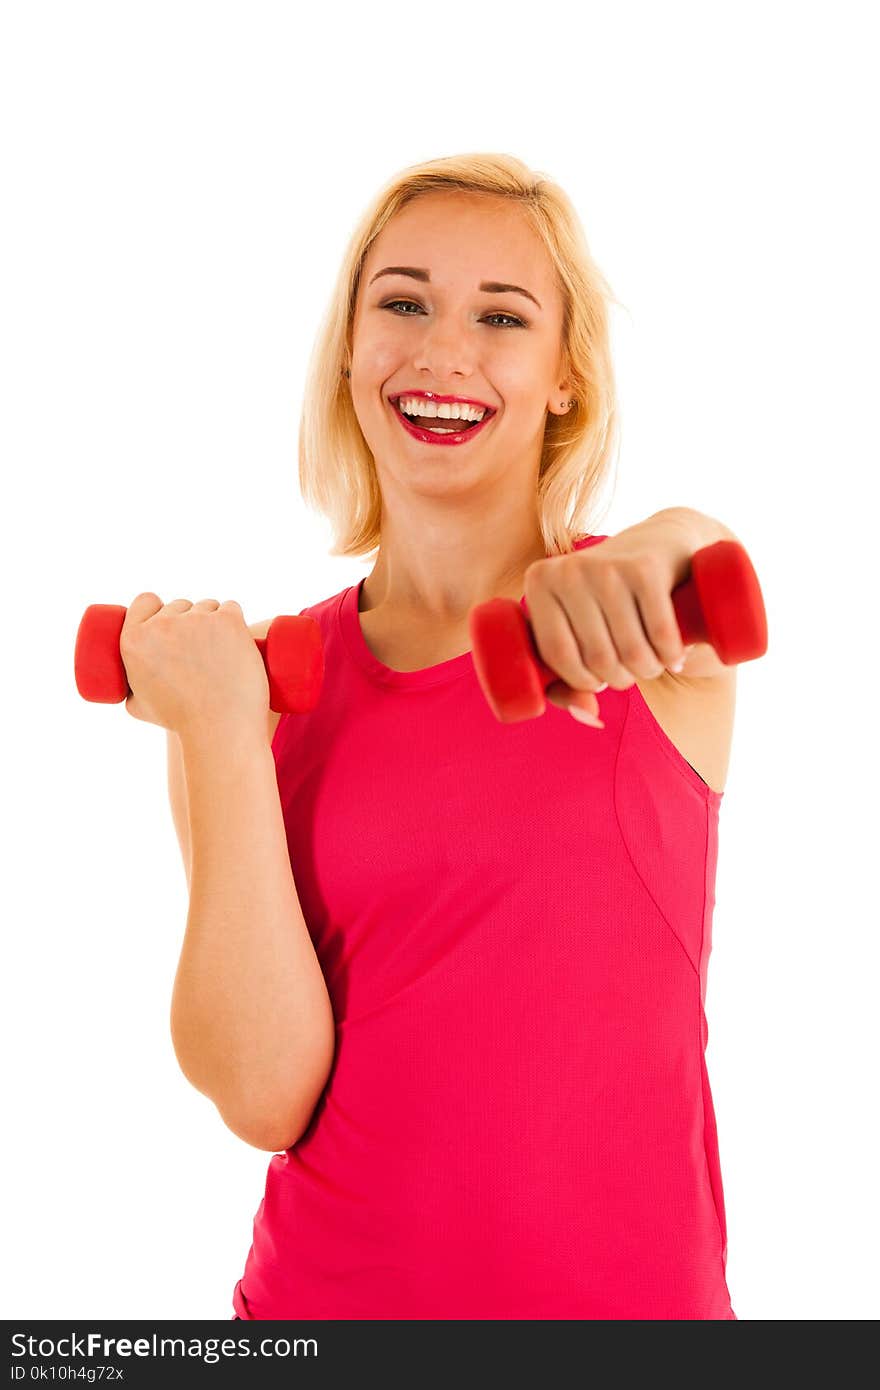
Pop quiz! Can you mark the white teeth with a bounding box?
[396,396,486,423]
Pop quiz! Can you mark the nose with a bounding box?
[411,314,475,385]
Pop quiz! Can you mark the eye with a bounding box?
[381,300,526,328]
[382,299,423,316]
[484,312,526,328]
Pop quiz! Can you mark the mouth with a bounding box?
[388,393,497,448]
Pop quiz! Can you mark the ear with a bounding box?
[547,380,575,418]
[547,342,576,415]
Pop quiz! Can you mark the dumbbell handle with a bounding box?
[74,605,324,715]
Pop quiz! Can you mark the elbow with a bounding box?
[219,1086,324,1153]
[169,1045,326,1151]
[222,1112,304,1153]
[219,1046,336,1154]
[170,1010,337,1153]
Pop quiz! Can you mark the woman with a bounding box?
[130,152,740,1318]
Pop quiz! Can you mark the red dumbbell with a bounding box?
[74,605,324,715]
[468,538,767,724]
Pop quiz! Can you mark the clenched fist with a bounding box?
[522,514,698,721]
[119,593,269,740]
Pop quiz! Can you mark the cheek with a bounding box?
[354,330,403,381]
[492,365,543,411]
[492,341,559,410]
[488,335,548,384]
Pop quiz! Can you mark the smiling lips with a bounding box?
[389,394,497,447]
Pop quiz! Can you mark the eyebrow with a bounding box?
[368,265,542,310]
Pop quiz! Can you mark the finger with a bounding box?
[164,599,195,612]
[525,570,607,694]
[187,599,221,611]
[631,572,687,672]
[121,592,163,638]
[553,564,638,689]
[124,691,148,722]
[216,599,245,623]
[587,568,664,684]
[545,681,603,720]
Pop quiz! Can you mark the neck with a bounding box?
[361,514,548,626]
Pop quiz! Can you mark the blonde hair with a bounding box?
[298,152,624,559]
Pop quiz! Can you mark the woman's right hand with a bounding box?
[119,593,270,739]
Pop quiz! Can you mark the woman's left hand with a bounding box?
[521,511,698,721]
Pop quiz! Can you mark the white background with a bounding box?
[3,0,877,1321]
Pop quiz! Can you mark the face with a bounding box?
[349,191,570,501]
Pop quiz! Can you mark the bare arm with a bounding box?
[167,685,335,1153]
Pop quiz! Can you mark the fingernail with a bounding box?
[569,706,605,728]
[669,657,686,673]
[594,681,608,692]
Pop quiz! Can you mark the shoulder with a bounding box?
[248,618,283,746]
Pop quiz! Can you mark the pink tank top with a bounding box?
[232,535,736,1320]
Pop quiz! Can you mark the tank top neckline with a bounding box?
[337,536,599,690]
[338,576,492,689]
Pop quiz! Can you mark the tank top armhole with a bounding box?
[576,532,720,803]
[614,685,718,984]
[627,682,723,803]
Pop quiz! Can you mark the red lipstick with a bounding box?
[388,392,497,448]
